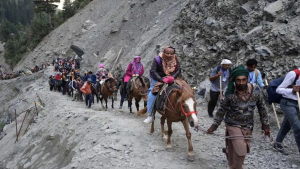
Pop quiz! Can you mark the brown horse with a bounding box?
[128,76,149,113]
[96,78,117,110]
[139,83,199,161]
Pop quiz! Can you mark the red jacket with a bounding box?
[80,82,92,95]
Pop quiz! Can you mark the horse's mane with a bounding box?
[179,90,194,103]
[137,76,145,87]
[105,78,115,83]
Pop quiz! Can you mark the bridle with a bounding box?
[104,79,116,92]
[163,88,197,117]
[180,101,198,117]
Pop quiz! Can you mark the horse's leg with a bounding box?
[144,100,147,108]
[135,99,140,112]
[128,95,132,113]
[161,115,167,140]
[111,94,114,109]
[100,97,105,109]
[166,120,173,151]
[105,98,108,110]
[182,119,195,161]
[150,116,155,133]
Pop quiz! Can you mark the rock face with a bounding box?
[14,0,300,86]
[171,0,300,84]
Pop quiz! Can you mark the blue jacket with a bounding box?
[84,74,97,84]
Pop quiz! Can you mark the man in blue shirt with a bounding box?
[246,59,267,89]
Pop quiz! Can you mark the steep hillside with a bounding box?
[16,0,188,78]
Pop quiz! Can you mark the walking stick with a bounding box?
[220,76,222,100]
[265,80,281,129]
[296,92,300,113]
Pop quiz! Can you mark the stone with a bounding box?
[264,0,284,21]
[254,45,274,57]
[110,29,119,34]
[82,20,97,31]
[205,17,216,26]
[242,26,263,43]
[292,164,297,168]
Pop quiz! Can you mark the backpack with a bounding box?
[267,69,300,105]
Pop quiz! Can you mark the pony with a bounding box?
[139,83,199,161]
[96,78,117,110]
[127,76,149,113]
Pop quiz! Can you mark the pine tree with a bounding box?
[33,0,59,28]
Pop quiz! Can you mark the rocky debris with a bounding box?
[82,20,97,33]
[264,0,284,21]
[172,0,300,84]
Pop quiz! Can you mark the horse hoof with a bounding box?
[162,135,167,141]
[166,146,173,152]
[188,154,195,161]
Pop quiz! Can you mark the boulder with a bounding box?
[264,0,284,21]
[82,20,97,32]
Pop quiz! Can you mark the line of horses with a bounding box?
[50,66,199,161]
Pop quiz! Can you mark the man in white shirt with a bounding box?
[274,68,300,155]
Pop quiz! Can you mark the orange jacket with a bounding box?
[80,82,92,95]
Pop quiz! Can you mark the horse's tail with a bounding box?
[137,76,145,87]
[137,106,147,116]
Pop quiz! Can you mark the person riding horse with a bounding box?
[143,46,181,123]
[96,64,110,96]
[120,56,144,109]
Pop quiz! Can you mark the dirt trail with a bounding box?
[0,66,299,169]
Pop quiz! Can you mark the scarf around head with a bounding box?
[131,56,143,74]
[162,47,178,76]
[226,64,249,94]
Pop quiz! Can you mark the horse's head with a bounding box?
[135,76,148,97]
[106,78,117,92]
[177,89,199,127]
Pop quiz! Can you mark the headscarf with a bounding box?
[221,59,232,65]
[131,56,143,74]
[98,63,104,68]
[226,64,249,94]
[162,47,178,76]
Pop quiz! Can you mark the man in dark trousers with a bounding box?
[208,59,232,117]
[274,68,300,155]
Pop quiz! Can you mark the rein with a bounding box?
[104,80,115,92]
[163,87,197,117]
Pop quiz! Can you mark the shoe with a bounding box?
[273,143,288,155]
[143,116,153,123]
[119,106,122,109]
[208,113,213,118]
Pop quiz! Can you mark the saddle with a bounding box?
[151,84,180,114]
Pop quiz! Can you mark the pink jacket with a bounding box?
[124,63,144,82]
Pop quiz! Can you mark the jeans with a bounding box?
[276,98,300,153]
[85,94,92,108]
[147,78,157,116]
[208,90,220,115]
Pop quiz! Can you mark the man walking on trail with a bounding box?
[207,65,270,169]
[274,68,300,155]
[80,78,93,108]
[208,59,232,117]
[245,59,267,89]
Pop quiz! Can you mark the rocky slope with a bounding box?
[0,66,299,169]
[172,0,300,84]
[1,0,300,168]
